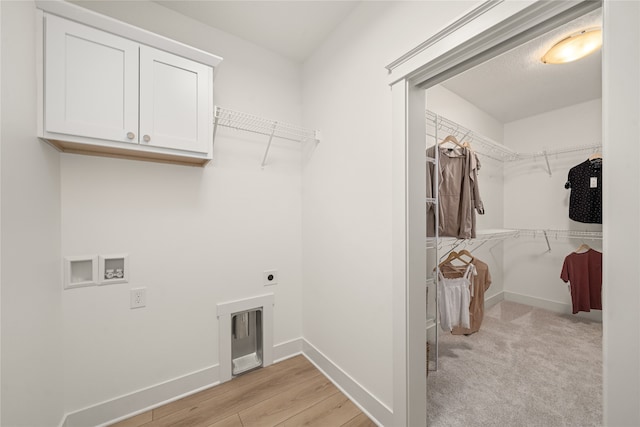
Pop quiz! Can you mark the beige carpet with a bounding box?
[427,300,602,426]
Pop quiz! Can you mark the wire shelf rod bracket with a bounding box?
[543,150,552,176]
[543,230,551,252]
[261,123,278,168]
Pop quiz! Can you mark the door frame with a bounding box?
[388,1,625,425]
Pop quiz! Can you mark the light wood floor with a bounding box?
[110,355,376,427]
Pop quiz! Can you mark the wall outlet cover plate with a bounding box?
[263,270,278,286]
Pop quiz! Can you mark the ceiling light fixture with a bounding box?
[542,28,602,64]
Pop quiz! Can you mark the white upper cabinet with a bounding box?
[37,3,222,166]
[139,46,211,153]
[45,14,139,144]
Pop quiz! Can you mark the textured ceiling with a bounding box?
[154,1,360,62]
[441,8,602,124]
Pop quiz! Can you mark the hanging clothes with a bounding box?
[560,248,602,314]
[564,158,602,224]
[437,263,476,331]
[427,145,484,239]
[440,257,492,335]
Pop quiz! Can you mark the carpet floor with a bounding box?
[427,300,602,427]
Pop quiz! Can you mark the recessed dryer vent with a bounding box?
[231,309,263,375]
[217,294,274,383]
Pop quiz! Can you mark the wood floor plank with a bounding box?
[206,414,243,427]
[153,355,310,420]
[238,374,338,427]
[145,357,321,427]
[341,413,377,427]
[110,411,153,427]
[274,391,362,427]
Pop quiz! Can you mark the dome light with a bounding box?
[542,28,602,64]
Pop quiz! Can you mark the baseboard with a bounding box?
[63,364,220,427]
[273,337,304,362]
[484,291,505,309]
[302,339,393,427]
[503,291,602,322]
[62,339,304,427]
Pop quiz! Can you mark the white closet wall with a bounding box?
[426,85,506,301]
[503,99,602,315]
[58,1,305,415]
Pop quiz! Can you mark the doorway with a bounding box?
[424,6,602,425]
[390,1,640,426]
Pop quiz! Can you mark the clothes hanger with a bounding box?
[588,152,602,161]
[457,249,474,262]
[575,243,591,253]
[438,135,463,148]
[438,250,471,267]
[438,251,459,267]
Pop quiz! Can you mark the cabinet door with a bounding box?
[45,14,139,143]
[139,46,212,154]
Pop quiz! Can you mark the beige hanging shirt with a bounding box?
[440,258,492,335]
[427,146,484,238]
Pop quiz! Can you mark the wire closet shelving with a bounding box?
[426,110,602,175]
[213,106,321,167]
[425,111,603,374]
[434,228,603,256]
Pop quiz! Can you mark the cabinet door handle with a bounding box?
[143,135,151,143]
[126,132,136,140]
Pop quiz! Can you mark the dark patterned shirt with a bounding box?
[564,159,602,224]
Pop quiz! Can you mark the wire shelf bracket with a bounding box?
[213,106,321,167]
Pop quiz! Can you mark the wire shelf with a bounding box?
[213,106,320,167]
[214,106,319,143]
[426,110,601,163]
[515,228,602,240]
[435,228,602,255]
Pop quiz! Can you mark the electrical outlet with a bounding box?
[263,270,278,286]
[130,287,146,309]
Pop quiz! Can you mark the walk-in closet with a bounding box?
[424,7,603,426]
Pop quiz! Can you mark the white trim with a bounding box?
[503,291,602,322]
[385,0,504,72]
[62,364,219,427]
[302,340,392,427]
[60,338,301,427]
[273,337,304,362]
[484,291,505,309]
[34,0,222,67]
[216,294,275,383]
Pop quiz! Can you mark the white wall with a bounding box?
[56,0,304,415]
[503,99,602,313]
[602,1,640,424]
[1,1,64,426]
[301,0,482,412]
[426,85,505,300]
[0,1,3,421]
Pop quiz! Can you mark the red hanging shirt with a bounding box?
[560,249,602,314]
